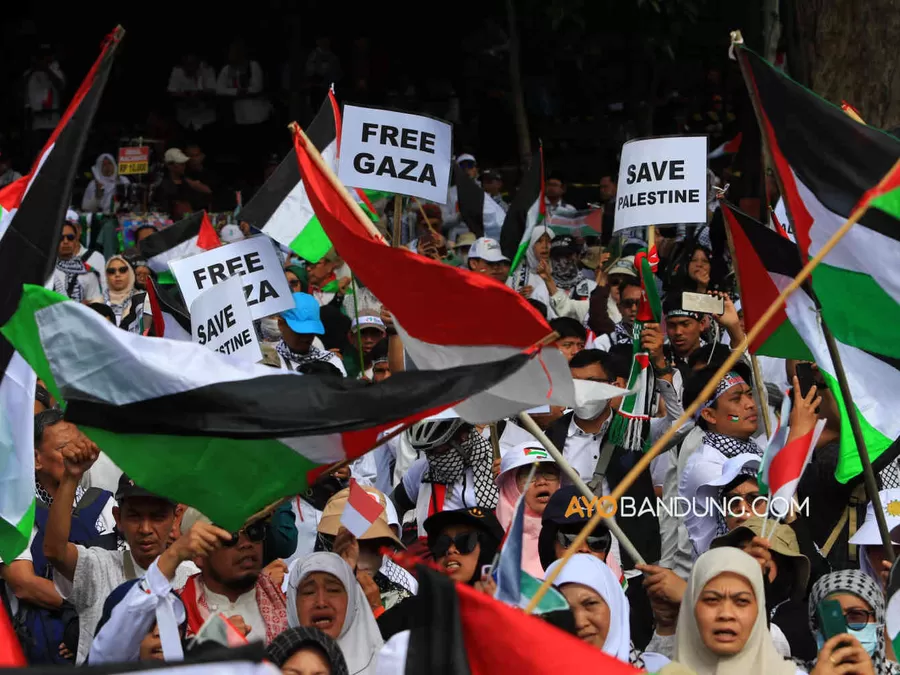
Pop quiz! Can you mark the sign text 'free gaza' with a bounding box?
[613,136,708,232]
[337,105,452,204]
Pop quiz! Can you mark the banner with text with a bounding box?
[614,136,708,232]
[169,236,294,320]
[338,105,452,203]
[190,275,262,364]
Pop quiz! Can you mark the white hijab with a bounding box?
[287,552,384,675]
[92,153,120,210]
[546,554,631,662]
[525,225,555,272]
[674,548,796,675]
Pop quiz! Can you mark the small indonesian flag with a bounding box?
[761,419,826,515]
[340,478,386,537]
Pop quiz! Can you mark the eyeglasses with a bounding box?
[60,234,77,242]
[724,492,767,518]
[843,608,878,630]
[556,530,609,552]
[518,468,561,483]
[431,531,479,558]
[619,299,640,309]
[107,266,129,275]
[221,521,268,547]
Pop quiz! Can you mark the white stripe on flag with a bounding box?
[769,419,825,511]
[147,234,202,273]
[340,502,375,538]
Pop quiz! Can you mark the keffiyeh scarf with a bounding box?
[35,479,106,533]
[551,257,580,290]
[275,340,335,369]
[422,433,499,509]
[702,432,762,460]
[54,257,89,302]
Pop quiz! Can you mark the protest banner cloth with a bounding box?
[190,275,262,364]
[338,104,452,204]
[169,236,293,320]
[614,136,708,232]
[117,146,149,175]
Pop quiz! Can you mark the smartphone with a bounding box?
[481,564,493,580]
[817,598,848,642]
[681,291,724,315]
[795,363,817,398]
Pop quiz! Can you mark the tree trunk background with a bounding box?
[505,0,532,170]
[792,0,900,129]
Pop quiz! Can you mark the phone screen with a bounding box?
[795,363,817,398]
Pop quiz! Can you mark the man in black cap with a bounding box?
[42,439,195,663]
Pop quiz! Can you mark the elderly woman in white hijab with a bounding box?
[507,225,555,318]
[287,552,384,675]
[81,153,130,213]
[104,255,150,333]
[546,553,668,671]
[669,547,802,675]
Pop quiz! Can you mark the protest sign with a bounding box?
[169,236,293,320]
[118,146,149,175]
[338,105,452,203]
[614,136,708,232]
[190,275,262,364]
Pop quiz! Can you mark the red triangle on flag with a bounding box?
[196,212,221,251]
[0,601,25,666]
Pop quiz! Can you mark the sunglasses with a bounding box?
[107,266,129,275]
[620,298,640,309]
[556,530,609,552]
[60,234,77,242]
[221,521,268,547]
[431,531,479,558]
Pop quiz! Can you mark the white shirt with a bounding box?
[216,62,271,126]
[46,266,103,303]
[403,457,478,537]
[167,63,217,130]
[201,584,266,643]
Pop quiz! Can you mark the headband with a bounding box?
[693,372,748,420]
[666,308,702,321]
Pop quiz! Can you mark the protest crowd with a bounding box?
[4,18,900,675]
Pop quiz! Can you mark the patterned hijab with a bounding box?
[804,570,900,675]
[266,626,349,675]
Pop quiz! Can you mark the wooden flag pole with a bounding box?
[524,199,872,614]
[392,195,403,248]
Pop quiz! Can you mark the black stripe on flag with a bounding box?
[740,46,900,242]
[726,204,802,279]
[239,96,337,230]
[454,164,486,238]
[148,277,191,335]
[499,149,542,261]
[137,210,206,261]
[64,352,532,438]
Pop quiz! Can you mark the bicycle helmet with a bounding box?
[406,418,465,452]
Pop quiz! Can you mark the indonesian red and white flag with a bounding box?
[340,479,386,537]
[762,419,826,515]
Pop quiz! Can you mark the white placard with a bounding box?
[169,236,294,321]
[614,136,708,232]
[190,275,263,364]
[338,105,452,203]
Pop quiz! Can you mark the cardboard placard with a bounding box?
[118,146,150,175]
[190,275,262,364]
[169,236,293,321]
[338,105,452,203]
[614,136,708,232]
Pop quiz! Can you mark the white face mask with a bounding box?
[572,379,609,420]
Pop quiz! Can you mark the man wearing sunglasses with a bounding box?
[592,278,645,352]
[177,508,287,644]
[48,222,103,304]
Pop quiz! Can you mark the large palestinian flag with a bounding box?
[291,128,574,422]
[0,27,122,563]
[2,285,533,530]
[724,203,900,483]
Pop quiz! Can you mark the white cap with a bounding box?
[350,314,386,333]
[694,453,761,501]
[497,441,556,480]
[468,237,509,263]
[219,223,244,243]
[849,488,900,545]
[164,148,189,164]
[456,153,476,165]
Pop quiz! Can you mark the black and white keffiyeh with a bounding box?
[275,340,335,369]
[422,433,499,509]
[551,257,580,290]
[702,432,762,460]
[54,257,90,302]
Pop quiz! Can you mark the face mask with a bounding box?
[573,379,609,420]
[815,624,880,657]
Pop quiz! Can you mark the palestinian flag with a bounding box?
[292,127,574,423]
[708,132,743,159]
[724,202,900,483]
[139,211,220,282]
[146,277,191,341]
[454,164,506,239]
[546,208,604,237]
[2,285,533,530]
[0,27,122,563]
[499,146,544,274]
[402,567,641,675]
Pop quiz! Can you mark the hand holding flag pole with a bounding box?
[525,178,886,614]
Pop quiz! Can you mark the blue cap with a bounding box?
[281,292,325,335]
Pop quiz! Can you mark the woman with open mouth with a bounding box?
[669,547,800,675]
[495,442,562,578]
[286,552,384,675]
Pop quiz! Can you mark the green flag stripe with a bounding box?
[871,188,900,218]
[289,218,333,264]
[0,500,35,564]
[755,318,814,361]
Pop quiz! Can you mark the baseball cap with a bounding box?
[164,148,189,164]
[454,232,477,249]
[606,256,638,279]
[538,486,611,569]
[497,442,556,481]
[456,153,476,165]
[711,516,810,600]
[317,486,403,548]
[115,474,175,506]
[281,292,325,335]
[550,235,579,257]
[423,507,504,549]
[350,314,386,334]
[467,237,509,263]
[694,453,762,502]
[481,169,502,182]
[849,488,900,546]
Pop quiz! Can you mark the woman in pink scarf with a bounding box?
[495,441,562,579]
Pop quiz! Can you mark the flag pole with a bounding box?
[516,411,646,566]
[524,199,871,614]
[392,195,403,247]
